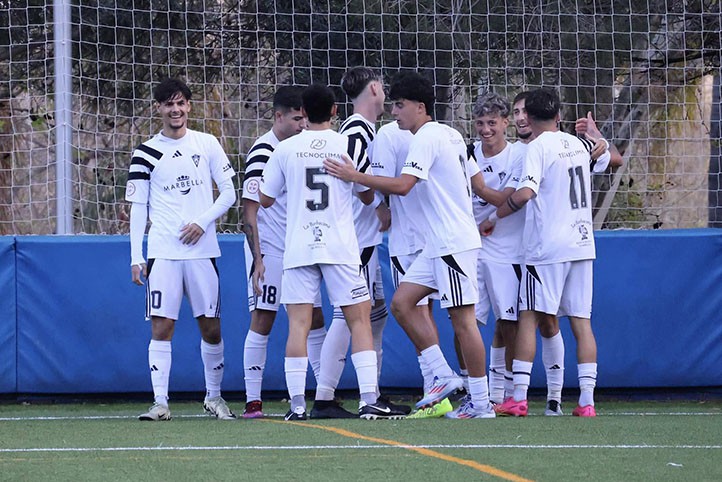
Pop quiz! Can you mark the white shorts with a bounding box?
[518,260,593,318]
[479,258,522,322]
[244,244,321,311]
[390,252,433,306]
[146,258,220,320]
[402,249,479,309]
[282,264,370,307]
[360,245,385,304]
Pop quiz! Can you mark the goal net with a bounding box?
[1,0,720,234]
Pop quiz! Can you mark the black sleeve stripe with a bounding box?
[130,156,155,171]
[245,155,270,168]
[243,169,264,181]
[578,136,594,152]
[128,172,150,181]
[137,143,163,160]
[340,119,375,142]
[357,158,371,173]
[467,143,476,161]
[248,143,274,156]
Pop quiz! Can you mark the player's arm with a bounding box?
[480,186,535,236]
[324,155,418,195]
[470,171,514,207]
[126,148,152,285]
[575,111,623,167]
[241,198,265,295]
[129,202,148,285]
[181,177,236,245]
[357,189,375,205]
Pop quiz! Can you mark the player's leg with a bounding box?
[307,306,327,383]
[539,314,565,416]
[139,258,182,421]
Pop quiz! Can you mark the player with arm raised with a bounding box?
[324,72,495,419]
[485,88,610,417]
[126,78,237,421]
[260,84,406,420]
[240,86,327,419]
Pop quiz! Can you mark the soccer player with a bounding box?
[461,92,526,410]
[259,84,405,420]
[240,86,327,419]
[484,88,610,417]
[311,67,409,419]
[324,72,495,419]
[126,77,237,421]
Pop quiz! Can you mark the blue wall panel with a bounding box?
[9,229,722,394]
[0,237,16,392]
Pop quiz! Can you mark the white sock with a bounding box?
[418,355,435,394]
[201,339,224,399]
[315,311,349,401]
[285,356,308,411]
[351,350,378,406]
[420,345,455,379]
[542,332,565,402]
[370,303,388,381]
[149,340,171,406]
[504,369,514,400]
[468,375,490,408]
[512,359,533,402]
[459,368,470,392]
[306,327,327,384]
[243,330,268,402]
[488,346,506,404]
[578,362,597,407]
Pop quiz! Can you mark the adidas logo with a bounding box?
[172,150,182,158]
[440,294,448,301]
[549,364,561,370]
[150,365,158,372]
[506,306,515,315]
[483,165,493,173]
[213,363,224,371]
[247,366,262,371]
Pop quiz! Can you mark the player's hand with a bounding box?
[179,223,204,245]
[252,258,265,296]
[376,202,391,232]
[479,220,495,237]
[131,263,147,286]
[323,154,358,182]
[575,111,602,138]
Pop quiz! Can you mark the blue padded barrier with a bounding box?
[0,237,16,392]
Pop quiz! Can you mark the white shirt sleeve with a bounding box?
[192,177,237,231]
[129,202,148,265]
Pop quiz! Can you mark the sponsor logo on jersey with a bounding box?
[312,225,323,242]
[483,165,494,173]
[404,160,423,171]
[561,139,570,149]
[126,181,136,196]
[578,224,589,240]
[192,154,200,167]
[222,162,232,172]
[163,174,204,193]
[303,220,331,242]
[246,179,259,194]
[521,174,537,185]
[310,139,327,150]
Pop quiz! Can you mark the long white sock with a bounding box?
[315,311,349,401]
[512,359,533,402]
[504,369,514,400]
[243,330,268,402]
[306,327,327,384]
[149,340,171,406]
[285,356,308,411]
[418,355,435,394]
[370,303,387,380]
[578,362,597,407]
[459,368,469,392]
[420,345,455,379]
[201,339,224,399]
[488,346,506,404]
[468,375,490,408]
[351,350,378,406]
[542,332,565,402]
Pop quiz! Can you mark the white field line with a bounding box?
[0,443,720,454]
[0,411,720,421]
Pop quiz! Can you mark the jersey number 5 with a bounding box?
[568,166,588,210]
[306,167,329,211]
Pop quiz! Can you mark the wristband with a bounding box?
[488,211,499,224]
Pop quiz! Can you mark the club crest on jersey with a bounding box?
[561,139,570,150]
[310,139,327,150]
[192,154,200,167]
[246,179,259,194]
[126,181,136,196]
[498,171,507,181]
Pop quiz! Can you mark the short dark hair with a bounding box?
[273,85,304,112]
[302,84,336,123]
[341,67,380,100]
[472,92,510,118]
[388,71,435,116]
[524,88,560,121]
[153,78,192,104]
[512,91,530,106]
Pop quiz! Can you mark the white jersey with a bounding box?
[126,129,235,260]
[372,122,425,257]
[400,121,481,258]
[339,114,382,249]
[518,130,610,264]
[242,130,285,256]
[260,128,371,269]
[471,141,525,263]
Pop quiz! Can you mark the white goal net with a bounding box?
[1,0,720,234]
